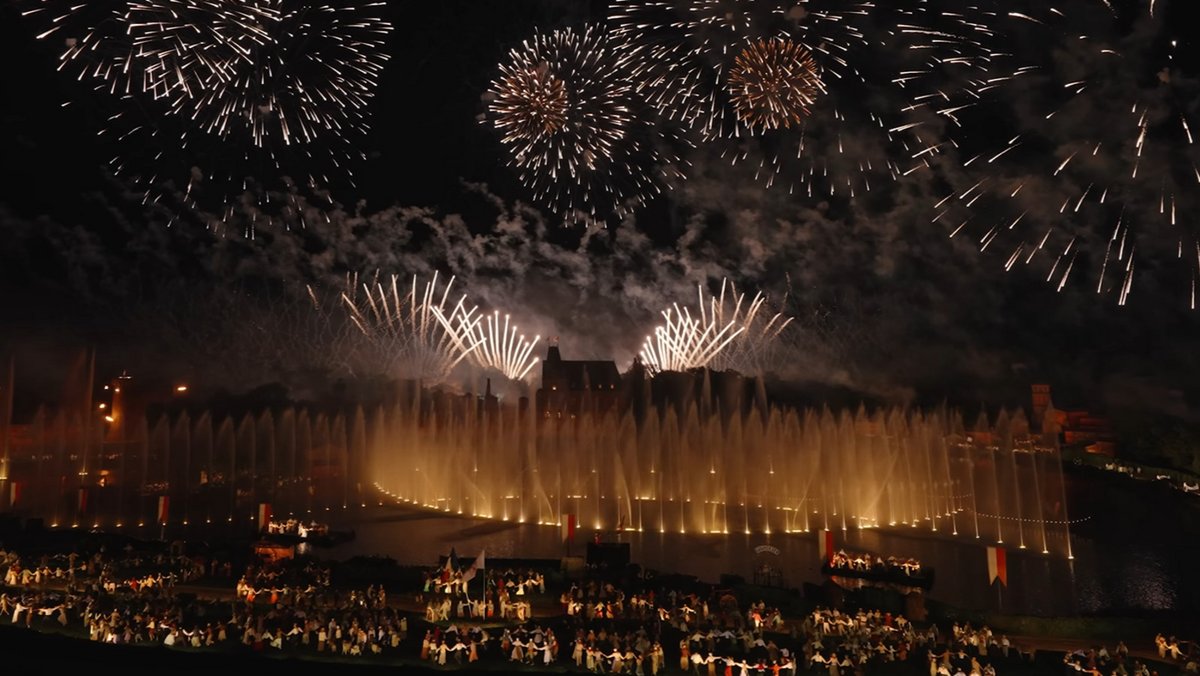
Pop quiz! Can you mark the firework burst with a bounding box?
[23,1,391,230]
[484,25,685,222]
[470,312,542,382]
[492,61,569,139]
[23,1,270,100]
[341,272,480,383]
[609,0,1003,198]
[728,38,823,131]
[177,2,392,152]
[704,280,793,373]
[934,0,1200,306]
[640,305,743,374]
[434,308,541,381]
[640,280,791,374]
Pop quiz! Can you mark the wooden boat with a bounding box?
[820,559,934,590]
[261,524,356,548]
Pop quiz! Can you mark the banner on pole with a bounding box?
[156,495,169,524]
[463,548,486,583]
[257,503,272,532]
[818,530,834,563]
[562,513,577,544]
[986,546,1008,586]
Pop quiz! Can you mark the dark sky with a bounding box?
[1,0,1198,417]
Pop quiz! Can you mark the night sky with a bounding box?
[1,0,1198,420]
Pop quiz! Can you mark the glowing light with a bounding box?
[608,0,997,197]
[28,0,392,229]
[434,307,540,381]
[641,279,791,373]
[484,25,683,222]
[728,38,822,131]
[936,0,1200,305]
[341,272,480,382]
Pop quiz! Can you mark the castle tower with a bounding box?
[535,341,619,420]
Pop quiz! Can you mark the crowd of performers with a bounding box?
[2,539,1197,675]
[827,551,923,578]
[230,582,411,655]
[1154,634,1198,671]
[421,563,546,596]
[1,544,232,644]
[235,557,331,603]
[420,560,544,623]
[1055,632,1200,676]
[3,546,207,592]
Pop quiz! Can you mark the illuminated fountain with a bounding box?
[370,387,1075,556]
[1,371,1072,557]
[1,403,363,529]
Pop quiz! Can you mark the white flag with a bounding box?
[462,548,486,583]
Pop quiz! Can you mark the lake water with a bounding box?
[318,466,1197,617]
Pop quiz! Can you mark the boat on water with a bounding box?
[261,520,355,548]
[820,551,934,590]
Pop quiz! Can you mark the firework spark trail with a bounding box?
[640,280,792,374]
[24,1,271,99]
[934,0,1199,306]
[640,305,745,373]
[24,1,391,230]
[433,307,541,381]
[475,312,542,381]
[341,272,480,382]
[608,0,1004,198]
[704,279,794,373]
[179,2,392,151]
[483,25,685,223]
[30,1,391,149]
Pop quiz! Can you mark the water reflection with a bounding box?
[322,501,1180,617]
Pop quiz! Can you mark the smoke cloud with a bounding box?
[2,0,1199,417]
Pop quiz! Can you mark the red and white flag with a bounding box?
[257,502,272,532]
[77,487,88,514]
[986,546,1007,586]
[562,513,577,544]
[462,548,486,583]
[156,495,170,524]
[818,530,835,564]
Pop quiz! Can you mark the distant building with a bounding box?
[536,342,621,419]
[1031,384,1052,426]
[1031,383,1115,456]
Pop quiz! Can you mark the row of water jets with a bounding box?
[1,399,1074,557]
[373,402,1074,557]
